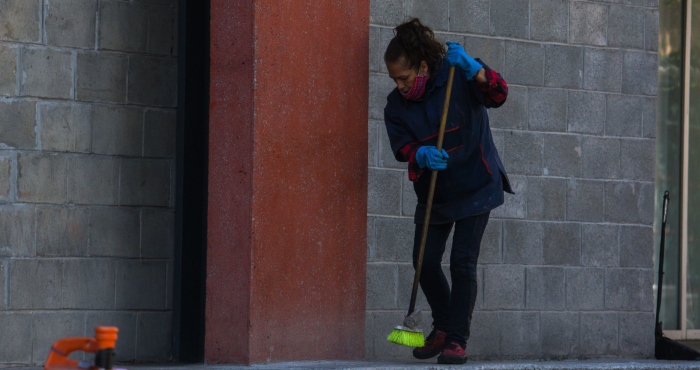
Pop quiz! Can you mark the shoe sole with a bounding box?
[437,354,467,364]
[412,345,448,360]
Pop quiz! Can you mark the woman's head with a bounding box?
[384,18,445,96]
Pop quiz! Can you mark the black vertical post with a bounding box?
[174,0,209,362]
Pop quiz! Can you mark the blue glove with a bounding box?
[446,41,482,80]
[415,146,449,171]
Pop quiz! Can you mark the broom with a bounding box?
[388,65,456,347]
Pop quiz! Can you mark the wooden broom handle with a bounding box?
[408,66,456,316]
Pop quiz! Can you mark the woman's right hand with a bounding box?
[416,146,449,171]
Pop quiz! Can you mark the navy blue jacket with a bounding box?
[384,59,513,224]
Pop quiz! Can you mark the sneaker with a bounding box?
[437,341,467,364]
[412,329,448,359]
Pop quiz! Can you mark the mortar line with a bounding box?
[10,153,18,203]
[41,0,47,45]
[71,50,77,100]
[17,45,23,96]
[4,259,8,309]
[95,0,101,50]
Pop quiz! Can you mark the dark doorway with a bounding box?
[174,0,209,362]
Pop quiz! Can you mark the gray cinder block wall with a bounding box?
[367,0,658,360]
[0,0,177,365]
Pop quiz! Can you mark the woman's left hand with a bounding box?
[446,41,483,81]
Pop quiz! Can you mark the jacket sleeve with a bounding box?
[470,63,508,108]
[384,104,426,182]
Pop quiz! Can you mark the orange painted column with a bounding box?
[207,1,369,364]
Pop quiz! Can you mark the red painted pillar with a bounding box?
[207,1,369,364]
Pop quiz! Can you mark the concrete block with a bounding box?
[91,105,143,156]
[21,47,72,99]
[0,154,10,201]
[643,97,657,139]
[582,223,619,267]
[583,48,622,92]
[0,46,17,95]
[369,73,396,120]
[378,27,395,74]
[368,168,402,215]
[116,260,167,309]
[369,120,379,166]
[127,55,177,107]
[503,220,543,265]
[621,139,655,181]
[62,259,115,309]
[120,158,171,206]
[367,216,376,261]
[469,311,501,357]
[406,0,448,31]
[543,134,581,177]
[620,225,653,268]
[489,85,527,130]
[463,36,505,74]
[489,0,529,38]
[450,0,489,35]
[491,174,526,219]
[503,131,542,175]
[370,0,405,26]
[141,208,174,259]
[529,88,567,132]
[397,263,431,310]
[99,0,148,52]
[17,152,67,204]
[0,312,32,362]
[607,94,644,137]
[640,182,654,225]
[580,312,618,355]
[527,177,566,221]
[9,259,62,309]
[623,51,658,96]
[367,311,415,359]
[646,10,659,52]
[89,207,140,257]
[480,219,502,264]
[541,312,580,357]
[530,0,568,42]
[566,267,605,310]
[504,41,545,86]
[0,0,41,42]
[619,312,655,357]
[525,266,565,310]
[483,264,525,309]
[67,155,120,205]
[498,311,541,357]
[582,137,620,180]
[39,103,92,153]
[366,263,398,309]
[0,100,37,149]
[567,179,605,222]
[86,312,137,361]
[76,52,128,103]
[378,121,403,170]
[36,206,89,256]
[567,90,606,135]
[570,1,608,46]
[0,205,35,257]
[45,0,97,48]
[545,45,583,89]
[146,5,176,55]
[608,5,645,49]
[401,175,417,217]
[369,27,380,73]
[0,261,5,309]
[605,268,654,311]
[605,181,643,223]
[543,222,581,266]
[136,312,173,361]
[375,216,414,262]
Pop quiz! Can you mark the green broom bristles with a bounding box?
[387,326,425,347]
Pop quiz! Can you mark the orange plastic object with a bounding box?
[44,326,119,370]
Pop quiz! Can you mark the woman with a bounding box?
[383,18,513,364]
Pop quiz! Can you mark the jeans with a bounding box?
[412,212,490,346]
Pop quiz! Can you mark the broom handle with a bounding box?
[655,190,670,327]
[407,66,456,317]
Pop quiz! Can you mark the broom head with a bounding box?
[387,325,425,347]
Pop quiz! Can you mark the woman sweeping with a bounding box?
[383,18,513,364]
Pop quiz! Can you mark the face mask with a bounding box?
[401,73,427,100]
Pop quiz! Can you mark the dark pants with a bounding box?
[412,212,490,347]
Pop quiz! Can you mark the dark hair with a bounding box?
[384,18,446,72]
